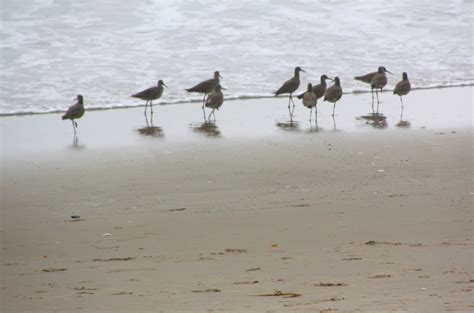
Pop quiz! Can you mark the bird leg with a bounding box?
[208,108,215,121]
[332,102,336,116]
[202,94,206,109]
[400,96,404,121]
[71,120,76,135]
[371,87,375,114]
[309,108,312,122]
[332,115,337,130]
[290,94,296,113]
[202,106,207,122]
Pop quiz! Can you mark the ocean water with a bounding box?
[0,0,472,115]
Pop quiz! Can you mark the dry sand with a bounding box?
[1,87,473,312]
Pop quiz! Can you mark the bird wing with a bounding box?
[186,78,216,93]
[132,86,158,99]
[355,72,377,84]
[274,77,298,96]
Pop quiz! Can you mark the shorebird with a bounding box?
[62,95,85,134]
[324,77,343,116]
[302,83,317,121]
[205,85,225,121]
[186,71,222,108]
[132,80,167,115]
[297,74,332,100]
[274,67,306,115]
[355,66,392,108]
[393,72,411,107]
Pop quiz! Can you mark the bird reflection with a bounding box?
[275,118,300,132]
[396,105,411,128]
[357,113,388,129]
[305,120,321,133]
[137,109,164,137]
[70,134,85,150]
[190,121,221,137]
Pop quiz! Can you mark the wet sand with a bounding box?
[1,87,473,312]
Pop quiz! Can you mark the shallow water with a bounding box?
[1,0,472,115]
[1,86,471,157]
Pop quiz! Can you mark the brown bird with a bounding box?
[186,71,222,108]
[132,80,167,115]
[393,72,411,107]
[62,95,85,134]
[205,85,225,121]
[324,77,343,116]
[274,67,306,114]
[297,74,332,100]
[302,83,317,121]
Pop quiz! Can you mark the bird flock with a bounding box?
[62,67,411,133]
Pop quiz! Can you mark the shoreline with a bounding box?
[0,84,472,118]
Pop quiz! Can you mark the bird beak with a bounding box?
[328,78,334,82]
[301,69,306,73]
[220,87,227,90]
[219,73,223,79]
[386,70,393,75]
[163,83,168,88]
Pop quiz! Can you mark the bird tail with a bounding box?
[62,115,68,120]
[296,92,305,99]
[354,76,363,81]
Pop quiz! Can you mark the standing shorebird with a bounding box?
[297,74,332,100]
[274,67,306,115]
[355,66,392,110]
[186,71,222,108]
[302,83,317,122]
[132,80,167,116]
[62,95,85,134]
[393,72,411,107]
[205,85,225,121]
[324,77,343,116]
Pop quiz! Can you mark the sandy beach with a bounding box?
[1,87,473,312]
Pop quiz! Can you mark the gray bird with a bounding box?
[297,74,332,100]
[274,67,306,113]
[132,80,167,114]
[205,85,225,121]
[186,71,222,107]
[324,77,343,116]
[302,83,317,121]
[62,95,85,134]
[393,72,411,107]
[355,66,392,106]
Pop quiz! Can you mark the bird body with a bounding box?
[62,95,85,121]
[205,85,225,120]
[370,67,390,90]
[131,80,167,116]
[394,72,411,96]
[324,77,343,116]
[62,95,85,134]
[302,83,317,109]
[186,71,221,94]
[297,74,330,99]
[186,71,222,109]
[132,80,165,101]
[274,67,305,96]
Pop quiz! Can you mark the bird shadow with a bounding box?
[190,121,221,138]
[357,113,388,129]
